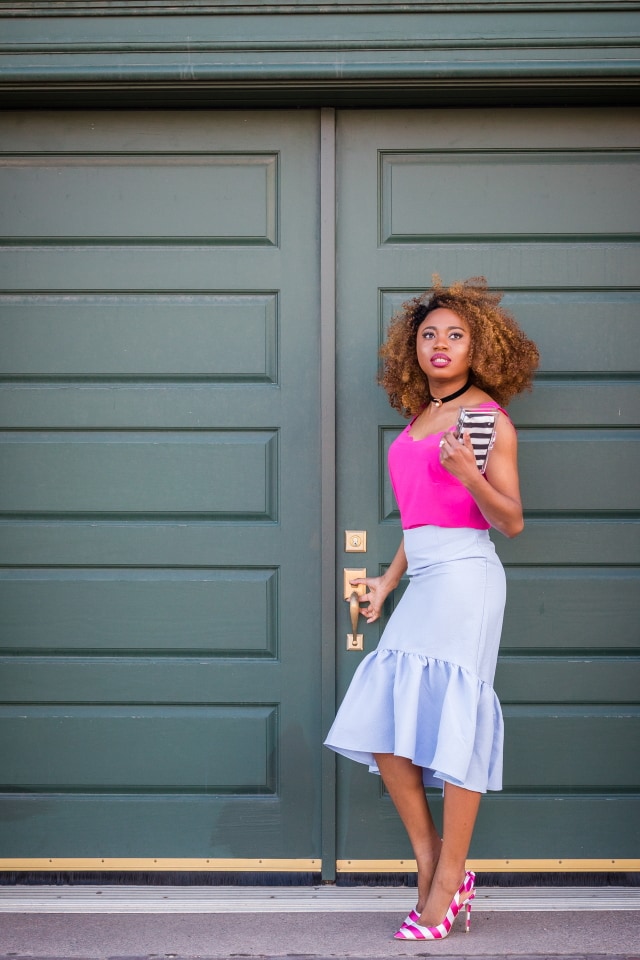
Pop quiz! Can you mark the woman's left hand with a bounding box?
[438,429,478,483]
[438,415,525,539]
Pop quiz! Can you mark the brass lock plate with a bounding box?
[345,530,367,553]
[343,568,366,600]
[347,633,364,651]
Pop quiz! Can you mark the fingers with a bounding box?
[349,577,374,588]
[349,581,372,600]
[439,429,474,469]
[350,579,379,606]
[438,432,455,464]
[348,578,384,623]
[438,432,456,453]
[363,601,381,623]
[355,593,381,623]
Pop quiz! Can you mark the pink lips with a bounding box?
[430,353,450,367]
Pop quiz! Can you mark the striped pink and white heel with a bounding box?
[394,870,476,940]
[402,908,420,928]
[400,910,420,930]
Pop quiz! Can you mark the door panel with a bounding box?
[379,150,638,241]
[0,111,321,860]
[0,293,279,380]
[0,155,277,242]
[0,568,278,656]
[335,108,640,862]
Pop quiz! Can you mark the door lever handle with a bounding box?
[344,568,366,651]
[349,590,361,641]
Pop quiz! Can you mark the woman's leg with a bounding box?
[418,781,481,926]
[374,753,442,911]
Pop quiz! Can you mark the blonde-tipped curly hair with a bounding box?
[380,276,539,415]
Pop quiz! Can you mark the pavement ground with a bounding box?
[0,885,638,960]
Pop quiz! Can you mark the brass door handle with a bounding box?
[344,568,366,651]
[349,590,361,639]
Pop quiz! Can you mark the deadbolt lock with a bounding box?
[345,530,367,553]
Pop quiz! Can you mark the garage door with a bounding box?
[0,111,323,867]
[0,107,638,873]
[334,108,640,869]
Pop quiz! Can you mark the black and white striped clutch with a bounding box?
[454,407,499,474]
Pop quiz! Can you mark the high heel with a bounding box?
[401,908,420,927]
[394,870,475,941]
[399,870,475,932]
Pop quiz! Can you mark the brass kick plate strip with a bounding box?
[336,858,640,872]
[2,857,638,873]
[0,858,320,873]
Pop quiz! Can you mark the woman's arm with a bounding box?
[350,538,408,623]
[439,415,524,538]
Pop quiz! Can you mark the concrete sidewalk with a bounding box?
[0,885,638,960]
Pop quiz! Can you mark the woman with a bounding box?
[325,277,539,941]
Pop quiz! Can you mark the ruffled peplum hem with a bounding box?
[324,647,504,793]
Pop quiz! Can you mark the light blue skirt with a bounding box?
[324,525,505,793]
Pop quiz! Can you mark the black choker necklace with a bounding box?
[430,376,472,408]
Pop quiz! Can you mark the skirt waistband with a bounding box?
[403,525,498,576]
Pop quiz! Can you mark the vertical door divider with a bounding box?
[319,106,337,883]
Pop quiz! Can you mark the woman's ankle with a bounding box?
[415,845,442,910]
[430,864,468,897]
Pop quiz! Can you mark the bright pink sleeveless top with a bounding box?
[388,402,506,530]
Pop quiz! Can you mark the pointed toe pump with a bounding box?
[394,870,476,941]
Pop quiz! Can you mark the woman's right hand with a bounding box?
[349,575,395,624]
[350,538,407,624]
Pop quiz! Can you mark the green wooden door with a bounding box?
[334,107,640,869]
[0,111,322,866]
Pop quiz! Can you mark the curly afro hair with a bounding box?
[379,276,540,415]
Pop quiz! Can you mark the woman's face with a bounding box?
[416,307,472,383]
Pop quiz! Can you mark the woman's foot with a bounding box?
[417,869,474,928]
[395,872,475,941]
